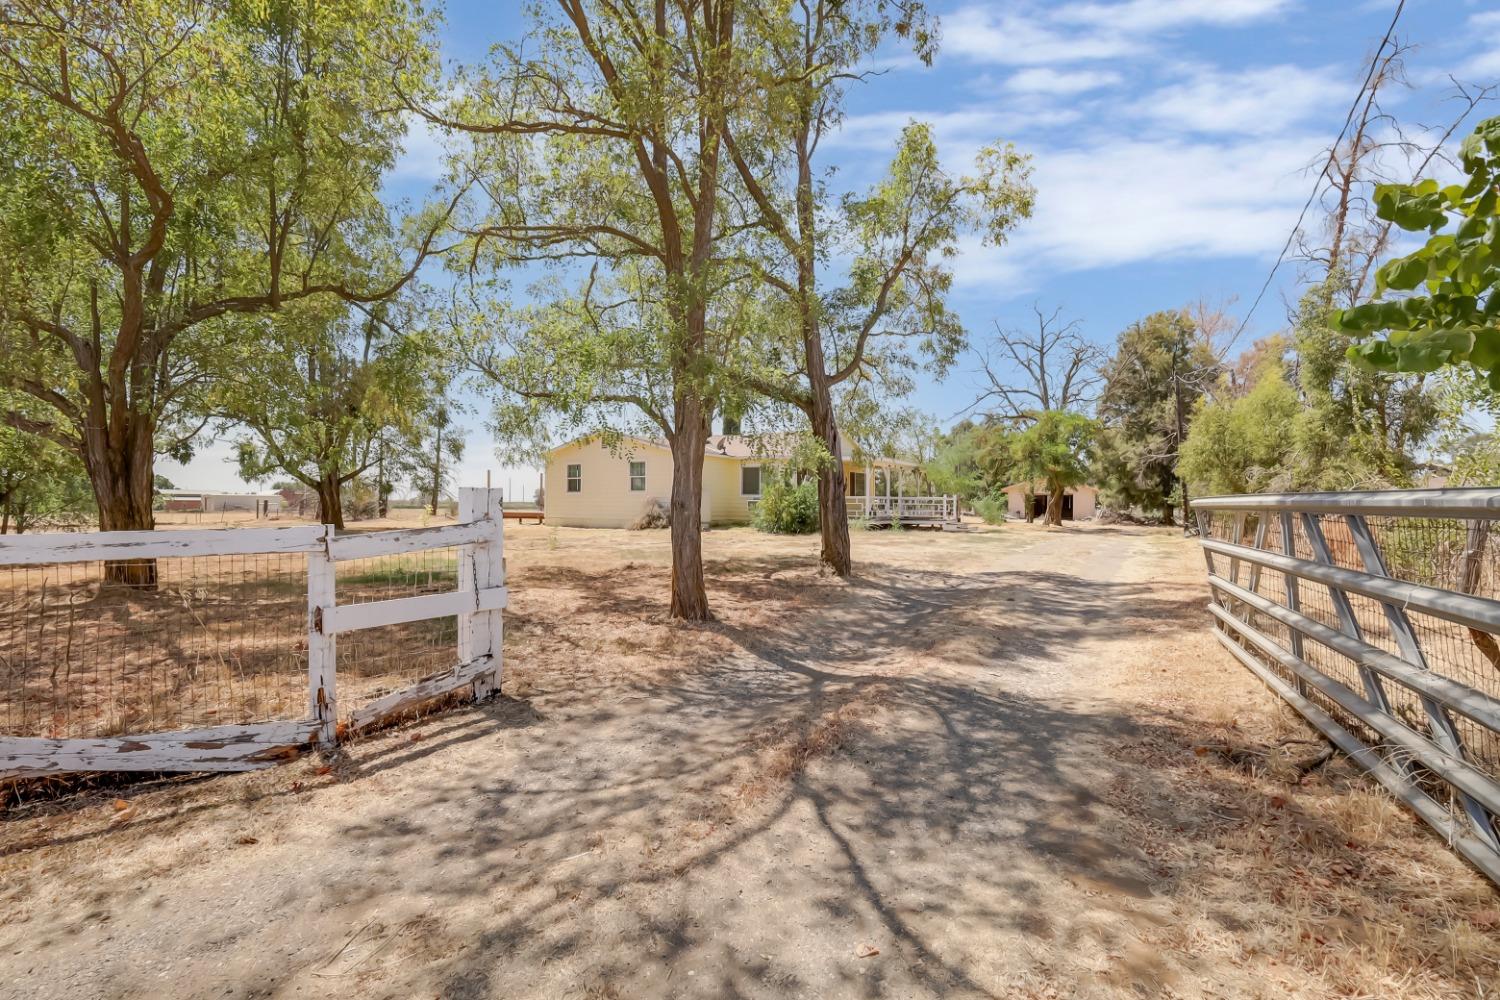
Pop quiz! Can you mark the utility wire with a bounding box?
[1227,0,1407,351]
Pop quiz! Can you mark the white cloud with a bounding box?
[941,0,1294,66]
[1456,13,1500,80]
[829,106,1083,159]
[942,7,1139,66]
[1003,67,1123,96]
[391,113,449,181]
[1137,64,1343,135]
[951,132,1322,289]
[1054,0,1295,32]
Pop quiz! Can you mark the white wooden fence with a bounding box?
[0,488,506,780]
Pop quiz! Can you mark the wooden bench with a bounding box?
[502,509,545,525]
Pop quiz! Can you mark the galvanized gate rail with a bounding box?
[1195,489,1500,885]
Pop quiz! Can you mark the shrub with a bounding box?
[753,479,819,534]
[972,494,1009,525]
[629,497,670,530]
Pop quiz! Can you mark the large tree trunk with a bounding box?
[1024,485,1036,524]
[84,415,158,587]
[667,405,711,621]
[314,474,346,530]
[809,395,851,577]
[1047,480,1064,526]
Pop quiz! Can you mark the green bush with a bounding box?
[972,493,1009,525]
[753,479,819,534]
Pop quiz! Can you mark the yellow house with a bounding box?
[541,434,933,528]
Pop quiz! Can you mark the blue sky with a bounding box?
[163,0,1500,499]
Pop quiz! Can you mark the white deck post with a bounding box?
[459,487,505,699]
[307,524,337,747]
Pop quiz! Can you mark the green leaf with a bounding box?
[1378,254,1428,292]
[1468,326,1500,371]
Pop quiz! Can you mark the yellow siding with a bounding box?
[705,457,756,525]
[544,438,717,528]
[542,442,899,528]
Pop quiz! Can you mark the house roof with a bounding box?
[548,433,916,467]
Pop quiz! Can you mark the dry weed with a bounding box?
[727,682,893,810]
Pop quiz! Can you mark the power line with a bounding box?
[1227,0,1407,351]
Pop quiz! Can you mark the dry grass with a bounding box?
[729,682,893,808]
[3,521,1498,999]
[1104,533,1500,999]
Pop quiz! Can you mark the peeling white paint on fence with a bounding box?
[0,489,508,780]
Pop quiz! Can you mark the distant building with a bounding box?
[160,490,205,512]
[542,433,936,529]
[1000,481,1099,521]
[203,492,282,515]
[161,490,283,517]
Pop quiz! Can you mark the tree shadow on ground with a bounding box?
[5,545,1491,999]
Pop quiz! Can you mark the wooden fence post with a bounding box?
[459,488,505,699]
[307,524,338,747]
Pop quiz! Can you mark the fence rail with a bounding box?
[1195,490,1500,885]
[0,488,506,781]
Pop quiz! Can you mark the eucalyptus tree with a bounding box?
[219,300,437,530]
[409,1,742,620]
[412,399,466,516]
[0,0,452,580]
[1095,310,1218,525]
[721,0,1034,576]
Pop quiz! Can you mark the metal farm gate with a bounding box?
[1195,489,1500,885]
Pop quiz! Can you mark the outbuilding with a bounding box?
[1000,480,1099,521]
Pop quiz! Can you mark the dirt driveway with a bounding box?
[2,523,1496,999]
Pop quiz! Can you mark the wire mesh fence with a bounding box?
[0,492,505,780]
[1,553,308,740]
[333,546,463,723]
[1197,490,1500,885]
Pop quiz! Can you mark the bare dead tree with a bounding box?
[969,304,1104,422]
[1294,41,1496,304]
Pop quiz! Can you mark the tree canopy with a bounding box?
[1010,410,1097,527]
[1336,115,1500,386]
[0,0,454,561]
[1095,310,1218,524]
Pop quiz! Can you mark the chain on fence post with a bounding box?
[307,524,338,747]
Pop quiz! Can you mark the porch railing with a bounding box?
[1194,489,1500,885]
[851,495,960,523]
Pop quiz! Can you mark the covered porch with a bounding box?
[844,460,961,528]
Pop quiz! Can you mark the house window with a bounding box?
[740,465,762,496]
[629,460,646,491]
[566,464,582,493]
[848,471,866,497]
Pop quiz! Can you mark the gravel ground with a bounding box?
[2,522,1496,999]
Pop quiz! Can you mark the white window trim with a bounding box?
[566,463,582,493]
[740,463,762,497]
[628,460,646,492]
